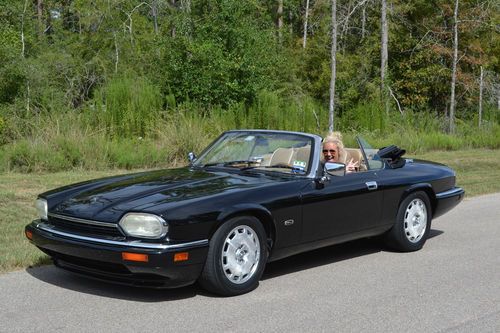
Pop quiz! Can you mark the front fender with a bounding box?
[212,204,276,246]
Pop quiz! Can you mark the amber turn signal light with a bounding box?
[122,252,149,262]
[174,252,189,262]
[25,230,33,240]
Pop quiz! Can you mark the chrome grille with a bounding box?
[47,213,124,238]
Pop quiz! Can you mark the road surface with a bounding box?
[1,193,499,332]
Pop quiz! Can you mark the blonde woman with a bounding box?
[322,133,358,173]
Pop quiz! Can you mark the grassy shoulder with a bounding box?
[1,149,498,273]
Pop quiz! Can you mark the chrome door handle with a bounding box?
[366,181,378,190]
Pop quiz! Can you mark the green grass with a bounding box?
[411,149,500,197]
[0,149,499,273]
[0,170,130,273]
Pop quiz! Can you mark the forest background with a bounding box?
[0,0,499,172]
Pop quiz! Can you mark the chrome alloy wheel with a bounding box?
[403,198,428,243]
[221,225,261,284]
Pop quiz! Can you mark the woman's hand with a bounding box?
[346,158,359,173]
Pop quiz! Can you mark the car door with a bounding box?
[300,170,383,242]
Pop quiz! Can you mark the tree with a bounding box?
[329,0,337,133]
[303,0,310,48]
[380,0,388,96]
[449,0,459,133]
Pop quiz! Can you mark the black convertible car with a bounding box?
[25,130,464,296]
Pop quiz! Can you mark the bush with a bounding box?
[90,76,162,139]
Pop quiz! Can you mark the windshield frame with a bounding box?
[193,130,322,178]
[356,136,386,171]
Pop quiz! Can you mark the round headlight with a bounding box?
[119,213,168,239]
[35,198,48,220]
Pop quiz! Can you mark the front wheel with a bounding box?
[384,191,432,252]
[198,216,268,296]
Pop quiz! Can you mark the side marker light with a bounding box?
[122,252,149,262]
[174,252,189,262]
[25,230,33,240]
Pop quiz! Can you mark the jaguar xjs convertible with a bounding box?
[25,130,464,296]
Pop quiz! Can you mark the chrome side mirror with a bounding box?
[325,162,346,177]
[188,152,197,164]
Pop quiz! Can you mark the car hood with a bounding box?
[49,167,276,222]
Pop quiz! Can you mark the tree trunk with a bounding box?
[37,0,44,37]
[449,0,459,134]
[380,0,388,95]
[171,0,177,37]
[303,0,310,48]
[277,0,283,41]
[361,5,366,39]
[478,66,483,127]
[329,0,337,133]
[21,0,29,57]
[152,0,159,34]
[114,32,119,73]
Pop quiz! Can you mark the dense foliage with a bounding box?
[0,0,498,172]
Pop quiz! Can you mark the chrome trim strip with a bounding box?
[48,213,118,228]
[35,222,208,250]
[436,187,464,199]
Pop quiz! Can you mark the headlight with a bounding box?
[35,198,48,220]
[119,213,168,239]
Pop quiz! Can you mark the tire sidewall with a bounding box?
[208,216,268,295]
[394,191,432,251]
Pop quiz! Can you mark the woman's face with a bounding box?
[323,142,339,162]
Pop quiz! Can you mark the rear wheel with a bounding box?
[384,191,432,252]
[198,216,267,296]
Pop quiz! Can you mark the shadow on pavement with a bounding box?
[26,229,444,300]
[428,229,444,239]
[263,228,444,280]
[26,265,203,302]
[263,237,381,280]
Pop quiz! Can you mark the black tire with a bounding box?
[198,216,268,296]
[384,191,432,252]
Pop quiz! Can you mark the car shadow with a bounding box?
[428,228,444,239]
[26,229,444,300]
[263,237,381,280]
[263,228,444,280]
[26,265,202,302]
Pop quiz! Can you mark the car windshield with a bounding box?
[194,131,313,175]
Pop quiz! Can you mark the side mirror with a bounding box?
[325,162,345,177]
[188,152,197,165]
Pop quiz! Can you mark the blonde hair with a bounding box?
[322,132,347,163]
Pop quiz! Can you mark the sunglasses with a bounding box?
[322,149,336,153]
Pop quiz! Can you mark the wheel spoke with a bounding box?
[220,224,261,285]
[403,198,427,243]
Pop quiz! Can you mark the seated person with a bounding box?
[322,133,358,173]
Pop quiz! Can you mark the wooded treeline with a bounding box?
[0,0,499,171]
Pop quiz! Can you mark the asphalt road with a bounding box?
[1,193,499,333]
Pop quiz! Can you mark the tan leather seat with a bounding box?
[294,146,311,164]
[270,148,294,166]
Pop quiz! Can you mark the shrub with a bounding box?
[91,76,162,139]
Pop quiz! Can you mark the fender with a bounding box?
[403,183,433,195]
[212,203,276,245]
[401,183,437,214]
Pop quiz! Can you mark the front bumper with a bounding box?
[25,220,209,288]
[434,187,465,219]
